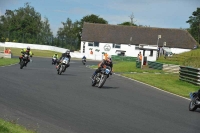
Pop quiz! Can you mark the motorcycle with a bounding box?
[57,57,69,75]
[52,57,57,65]
[82,58,86,65]
[189,90,200,111]
[91,66,112,88]
[20,53,29,69]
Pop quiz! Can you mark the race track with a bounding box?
[0,57,199,133]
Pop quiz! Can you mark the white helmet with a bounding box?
[27,46,30,50]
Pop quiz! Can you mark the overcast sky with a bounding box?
[0,0,199,36]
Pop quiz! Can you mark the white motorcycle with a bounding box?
[57,57,69,75]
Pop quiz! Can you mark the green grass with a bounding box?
[122,73,199,98]
[0,58,19,66]
[112,61,163,73]
[7,47,62,58]
[157,48,200,68]
[0,118,36,133]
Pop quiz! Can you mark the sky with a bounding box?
[0,0,199,36]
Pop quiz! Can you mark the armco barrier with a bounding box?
[136,60,141,68]
[147,61,163,70]
[179,66,200,85]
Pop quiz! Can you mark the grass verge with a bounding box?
[0,118,36,133]
[0,58,19,66]
[122,73,198,98]
[7,47,62,58]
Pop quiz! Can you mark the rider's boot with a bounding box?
[91,72,96,80]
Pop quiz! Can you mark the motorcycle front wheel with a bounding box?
[98,75,107,88]
[189,101,198,111]
[58,65,63,75]
[20,60,24,69]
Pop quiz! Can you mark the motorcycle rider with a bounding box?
[19,46,33,66]
[52,53,58,64]
[91,58,113,80]
[197,89,200,98]
[82,55,86,60]
[56,50,71,70]
[82,55,86,62]
[52,53,58,58]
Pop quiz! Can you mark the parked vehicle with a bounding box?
[91,66,112,88]
[189,90,200,111]
[57,57,69,75]
[20,53,29,69]
[82,59,86,65]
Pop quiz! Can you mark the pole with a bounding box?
[157,35,161,59]
[198,22,200,44]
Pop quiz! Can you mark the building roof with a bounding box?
[81,22,198,49]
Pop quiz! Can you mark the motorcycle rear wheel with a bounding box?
[189,101,198,111]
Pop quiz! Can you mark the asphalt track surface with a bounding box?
[0,57,200,133]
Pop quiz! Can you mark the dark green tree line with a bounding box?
[0,2,52,44]
[56,14,108,50]
[186,7,200,44]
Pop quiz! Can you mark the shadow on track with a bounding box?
[97,86,119,89]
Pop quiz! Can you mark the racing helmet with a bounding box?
[105,58,111,64]
[66,50,70,55]
[27,46,30,50]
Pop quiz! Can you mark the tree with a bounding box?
[0,2,53,44]
[186,7,200,44]
[57,18,80,50]
[40,17,53,45]
[80,14,108,24]
[118,21,137,26]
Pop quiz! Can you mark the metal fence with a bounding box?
[179,66,200,85]
[147,61,163,70]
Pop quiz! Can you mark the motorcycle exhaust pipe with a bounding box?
[195,100,200,105]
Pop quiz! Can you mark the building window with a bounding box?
[113,44,121,49]
[149,50,153,56]
[135,44,139,50]
[88,42,93,46]
[94,42,99,47]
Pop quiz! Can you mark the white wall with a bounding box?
[0,42,69,53]
[0,42,103,60]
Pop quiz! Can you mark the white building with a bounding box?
[80,23,198,61]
